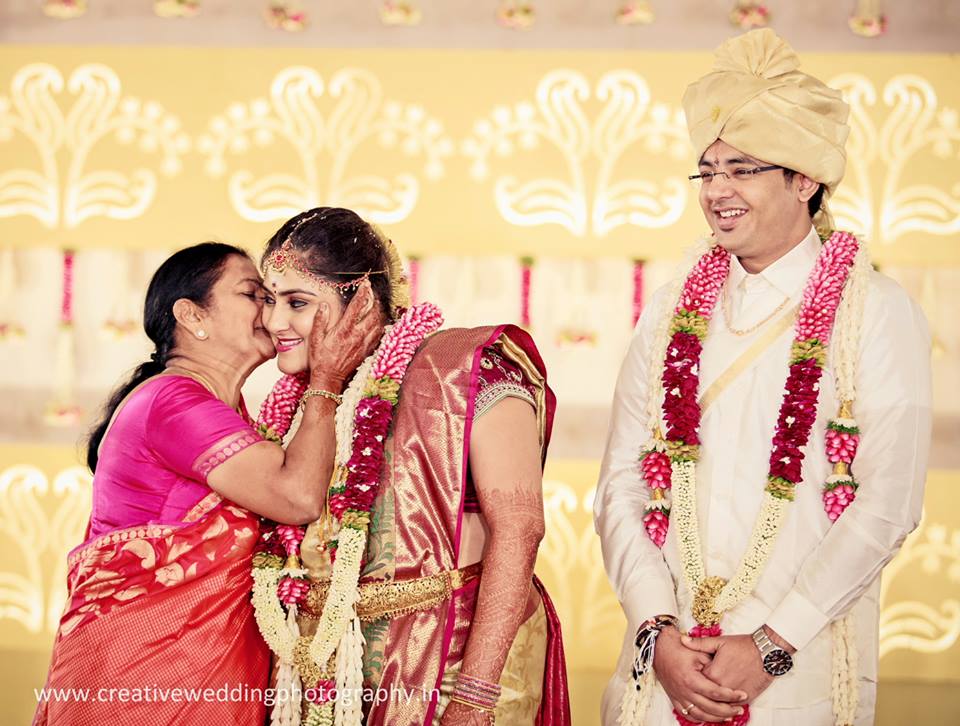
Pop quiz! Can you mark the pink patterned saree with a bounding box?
[34,376,270,725]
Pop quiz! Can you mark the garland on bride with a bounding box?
[623,232,870,726]
[250,302,444,726]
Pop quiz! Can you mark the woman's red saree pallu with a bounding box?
[34,494,269,725]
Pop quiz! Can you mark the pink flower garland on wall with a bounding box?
[45,250,82,426]
[632,259,645,328]
[520,256,534,328]
[60,250,75,325]
[407,256,421,306]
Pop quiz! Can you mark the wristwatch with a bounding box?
[751,626,793,676]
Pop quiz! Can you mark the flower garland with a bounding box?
[520,256,534,328]
[616,2,655,26]
[154,0,201,18]
[265,1,307,31]
[256,372,309,444]
[496,1,535,29]
[631,259,645,328]
[849,0,887,38]
[729,0,770,30]
[822,240,871,726]
[42,0,87,19]
[252,302,444,726]
[380,1,422,26]
[45,249,82,426]
[629,232,863,726]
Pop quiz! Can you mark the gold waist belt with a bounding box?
[300,561,483,622]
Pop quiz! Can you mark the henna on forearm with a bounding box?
[459,486,545,680]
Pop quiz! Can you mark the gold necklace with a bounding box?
[722,286,791,337]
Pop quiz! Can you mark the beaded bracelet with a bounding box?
[299,388,343,409]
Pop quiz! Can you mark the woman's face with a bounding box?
[262,266,346,374]
[199,255,276,367]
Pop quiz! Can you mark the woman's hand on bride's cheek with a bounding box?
[307,280,385,391]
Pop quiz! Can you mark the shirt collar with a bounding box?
[727,226,821,297]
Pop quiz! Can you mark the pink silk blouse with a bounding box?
[88,376,262,537]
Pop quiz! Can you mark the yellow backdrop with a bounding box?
[1,45,959,724]
[1,47,959,263]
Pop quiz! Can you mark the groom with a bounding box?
[594,29,931,726]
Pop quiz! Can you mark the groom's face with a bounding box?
[697,140,810,259]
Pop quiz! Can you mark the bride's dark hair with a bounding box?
[261,207,399,323]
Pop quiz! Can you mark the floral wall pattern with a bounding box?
[0,47,957,262]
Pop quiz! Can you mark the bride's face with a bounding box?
[262,266,346,374]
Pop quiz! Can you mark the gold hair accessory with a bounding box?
[370,223,411,314]
[263,238,388,294]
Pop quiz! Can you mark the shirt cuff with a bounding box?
[620,577,679,630]
[765,589,831,652]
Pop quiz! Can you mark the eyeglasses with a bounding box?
[688,165,782,186]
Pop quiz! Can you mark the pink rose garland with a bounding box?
[255,372,308,443]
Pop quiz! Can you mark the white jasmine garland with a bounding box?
[271,605,303,726]
[304,703,334,726]
[713,493,787,613]
[671,459,705,591]
[333,616,366,726]
[252,567,296,662]
[308,525,366,667]
[831,245,870,404]
[618,669,656,726]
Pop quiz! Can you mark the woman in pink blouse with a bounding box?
[34,242,383,726]
[257,209,571,725]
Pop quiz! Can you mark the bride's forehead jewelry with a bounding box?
[262,224,387,294]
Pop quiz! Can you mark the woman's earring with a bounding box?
[196,329,207,340]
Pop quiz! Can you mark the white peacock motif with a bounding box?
[463,70,690,237]
[0,63,189,228]
[879,517,960,659]
[198,67,453,224]
[830,74,960,244]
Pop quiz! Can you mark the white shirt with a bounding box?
[594,228,932,722]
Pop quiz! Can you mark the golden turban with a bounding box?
[682,29,850,229]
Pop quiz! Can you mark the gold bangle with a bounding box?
[300,388,342,408]
[449,695,496,719]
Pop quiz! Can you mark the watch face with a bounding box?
[763,650,793,676]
